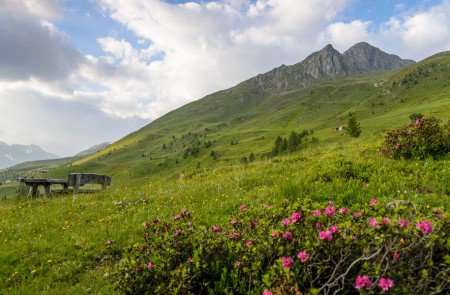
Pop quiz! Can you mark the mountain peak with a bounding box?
[302,44,350,78]
[344,42,415,73]
[323,44,334,51]
[245,41,415,94]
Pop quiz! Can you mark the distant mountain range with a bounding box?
[0,141,111,170]
[0,141,56,169]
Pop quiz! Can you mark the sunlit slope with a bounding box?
[65,52,449,180]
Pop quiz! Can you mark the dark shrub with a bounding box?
[381,117,449,159]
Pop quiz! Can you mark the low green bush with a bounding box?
[381,117,449,159]
[110,199,449,294]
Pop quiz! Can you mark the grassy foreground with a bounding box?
[0,135,448,293]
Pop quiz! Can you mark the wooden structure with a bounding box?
[19,173,111,198]
[68,173,111,194]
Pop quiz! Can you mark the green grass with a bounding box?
[0,52,449,293]
[0,136,448,293]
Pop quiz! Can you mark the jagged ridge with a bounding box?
[245,42,415,93]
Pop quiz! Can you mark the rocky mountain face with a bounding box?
[245,42,415,93]
[343,42,415,73]
[0,141,57,169]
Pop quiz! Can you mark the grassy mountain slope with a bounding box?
[51,51,450,182]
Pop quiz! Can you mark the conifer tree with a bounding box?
[346,115,361,138]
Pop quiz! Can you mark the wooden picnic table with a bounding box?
[19,178,68,198]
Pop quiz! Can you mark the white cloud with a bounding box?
[326,0,450,58]
[0,0,62,19]
[327,20,372,51]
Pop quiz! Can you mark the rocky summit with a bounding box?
[245,42,415,94]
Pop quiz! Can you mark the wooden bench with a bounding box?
[68,173,111,194]
[19,173,111,197]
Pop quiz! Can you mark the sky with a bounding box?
[0,0,449,156]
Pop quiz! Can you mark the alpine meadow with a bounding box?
[0,2,449,294]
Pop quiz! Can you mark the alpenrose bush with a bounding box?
[381,117,450,159]
[109,199,449,294]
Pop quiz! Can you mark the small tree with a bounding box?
[345,115,361,138]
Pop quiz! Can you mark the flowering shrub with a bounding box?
[110,199,449,294]
[381,117,449,159]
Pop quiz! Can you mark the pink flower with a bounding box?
[262,289,272,295]
[188,258,194,263]
[297,251,309,262]
[433,208,443,214]
[369,218,379,228]
[106,240,112,245]
[281,218,291,226]
[246,241,253,246]
[355,275,372,290]
[393,252,400,260]
[324,205,336,216]
[264,205,270,209]
[291,212,302,223]
[329,225,339,233]
[137,266,144,273]
[235,260,241,267]
[378,278,394,291]
[283,231,293,240]
[173,229,184,235]
[319,230,333,242]
[398,219,409,228]
[230,219,237,225]
[311,210,322,216]
[370,199,379,206]
[315,222,322,229]
[339,208,349,214]
[229,232,241,239]
[415,220,433,234]
[271,231,279,237]
[147,248,153,254]
[282,257,294,269]
[147,262,154,269]
[181,209,190,216]
[143,222,149,227]
[239,205,247,211]
[172,214,182,220]
[213,225,221,232]
[382,218,392,224]
[354,212,362,217]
